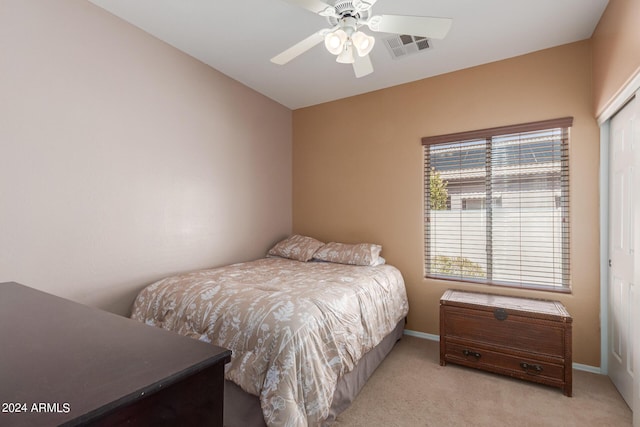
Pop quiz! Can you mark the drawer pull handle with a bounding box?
[520,362,543,375]
[462,349,481,360]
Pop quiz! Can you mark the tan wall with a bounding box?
[0,1,292,315]
[293,41,601,366]
[592,0,640,115]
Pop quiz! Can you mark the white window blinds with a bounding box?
[422,118,572,292]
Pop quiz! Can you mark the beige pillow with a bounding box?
[312,242,382,266]
[267,235,325,262]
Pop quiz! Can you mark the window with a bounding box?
[422,117,572,292]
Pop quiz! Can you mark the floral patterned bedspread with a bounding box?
[130,257,409,426]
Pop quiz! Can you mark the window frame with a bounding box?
[422,117,573,293]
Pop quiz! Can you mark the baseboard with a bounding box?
[403,329,602,374]
[572,363,602,374]
[403,329,439,341]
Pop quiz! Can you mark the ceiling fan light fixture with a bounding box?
[336,44,355,64]
[352,31,375,56]
[325,29,348,55]
[272,0,453,78]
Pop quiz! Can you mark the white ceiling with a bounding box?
[89,0,609,110]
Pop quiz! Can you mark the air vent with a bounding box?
[383,35,431,59]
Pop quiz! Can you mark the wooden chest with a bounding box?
[440,289,572,396]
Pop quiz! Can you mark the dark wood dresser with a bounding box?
[0,282,231,426]
[440,289,572,396]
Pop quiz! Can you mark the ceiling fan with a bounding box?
[270,0,452,78]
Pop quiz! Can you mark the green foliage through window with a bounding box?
[429,168,449,210]
[432,255,486,278]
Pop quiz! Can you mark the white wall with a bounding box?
[0,0,292,315]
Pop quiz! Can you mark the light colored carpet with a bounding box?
[334,335,632,427]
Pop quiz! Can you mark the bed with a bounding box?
[130,236,409,426]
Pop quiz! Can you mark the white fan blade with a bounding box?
[271,31,325,65]
[280,0,334,15]
[368,15,452,39]
[353,54,373,78]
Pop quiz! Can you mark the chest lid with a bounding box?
[440,289,572,322]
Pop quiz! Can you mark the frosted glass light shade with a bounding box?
[352,31,375,57]
[336,44,355,64]
[324,30,348,55]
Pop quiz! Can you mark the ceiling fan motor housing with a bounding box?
[327,0,371,26]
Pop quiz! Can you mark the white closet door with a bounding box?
[609,94,638,409]
[633,94,640,427]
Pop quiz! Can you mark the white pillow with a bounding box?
[312,242,382,266]
[267,235,325,262]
